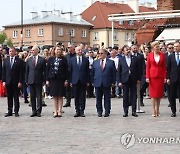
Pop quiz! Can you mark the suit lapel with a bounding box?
[123,56,129,68]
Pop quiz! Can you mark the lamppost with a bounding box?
[21,0,23,47]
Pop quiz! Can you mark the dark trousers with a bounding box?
[6,84,20,114]
[23,82,28,101]
[95,86,111,114]
[123,77,137,114]
[29,84,42,114]
[140,82,149,103]
[86,83,94,98]
[73,81,86,113]
[66,85,72,104]
[170,79,180,114]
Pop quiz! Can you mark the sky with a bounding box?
[0,0,156,29]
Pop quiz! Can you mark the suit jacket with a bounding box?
[146,52,166,79]
[167,53,180,83]
[2,56,23,85]
[70,56,90,85]
[46,56,68,81]
[91,58,116,87]
[118,55,141,84]
[25,55,46,84]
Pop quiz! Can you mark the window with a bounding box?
[92,16,96,21]
[118,20,123,25]
[128,20,134,26]
[13,30,18,38]
[58,27,63,36]
[94,32,99,40]
[113,31,118,40]
[25,29,30,37]
[70,29,75,37]
[38,28,44,36]
[131,33,135,40]
[125,33,129,41]
[82,30,87,38]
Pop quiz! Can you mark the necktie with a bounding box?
[33,56,36,67]
[177,54,179,65]
[101,59,104,70]
[10,57,13,68]
[78,57,81,68]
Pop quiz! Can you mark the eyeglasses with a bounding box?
[168,47,173,49]
[89,52,93,53]
[99,53,104,55]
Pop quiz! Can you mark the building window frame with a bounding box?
[125,32,129,41]
[81,29,87,38]
[113,31,118,41]
[13,30,18,38]
[94,32,99,40]
[38,28,44,37]
[70,29,75,37]
[58,27,63,36]
[25,29,31,38]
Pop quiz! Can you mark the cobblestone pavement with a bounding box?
[0,97,180,154]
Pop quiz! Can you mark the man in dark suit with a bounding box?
[91,49,116,117]
[167,42,180,117]
[70,46,90,117]
[118,45,141,117]
[165,43,174,107]
[25,46,46,117]
[63,44,76,107]
[2,47,23,117]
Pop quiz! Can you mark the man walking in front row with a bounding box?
[26,46,46,117]
[2,47,23,117]
[167,42,180,117]
[91,49,116,117]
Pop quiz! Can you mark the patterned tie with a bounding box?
[33,56,36,67]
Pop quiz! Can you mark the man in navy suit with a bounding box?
[2,47,23,117]
[118,45,141,117]
[25,46,46,117]
[69,46,90,117]
[167,42,180,117]
[91,49,116,117]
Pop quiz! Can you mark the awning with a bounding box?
[156,27,180,42]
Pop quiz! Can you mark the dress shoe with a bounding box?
[15,113,19,117]
[168,104,171,107]
[104,113,109,117]
[123,114,128,117]
[29,104,32,107]
[98,113,102,117]
[63,102,71,107]
[42,104,47,107]
[132,112,138,117]
[30,113,37,117]
[4,113,12,117]
[74,113,80,117]
[171,113,176,117]
[80,113,85,117]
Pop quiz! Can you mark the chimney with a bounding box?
[76,14,82,21]
[31,12,38,19]
[127,0,139,13]
[41,11,48,18]
[54,10,61,17]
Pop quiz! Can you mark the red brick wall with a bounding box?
[157,0,180,11]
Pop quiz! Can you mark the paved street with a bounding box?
[0,97,180,154]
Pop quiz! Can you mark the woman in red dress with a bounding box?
[146,41,166,117]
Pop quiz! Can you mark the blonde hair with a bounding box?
[151,41,159,48]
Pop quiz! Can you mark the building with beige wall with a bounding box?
[3,11,92,47]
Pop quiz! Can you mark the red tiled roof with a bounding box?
[81,1,156,29]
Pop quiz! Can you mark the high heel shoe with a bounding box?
[53,113,58,118]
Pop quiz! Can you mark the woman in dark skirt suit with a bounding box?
[146,41,166,117]
[46,46,68,117]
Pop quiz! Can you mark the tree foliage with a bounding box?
[0,33,13,47]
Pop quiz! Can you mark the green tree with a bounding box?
[0,33,7,44]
